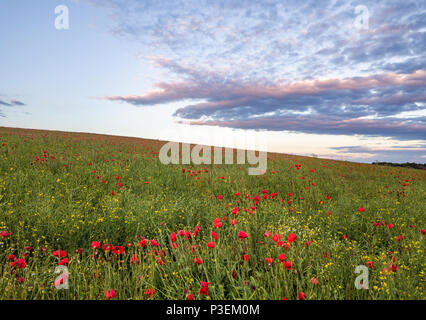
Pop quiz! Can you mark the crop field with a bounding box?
[0,127,424,300]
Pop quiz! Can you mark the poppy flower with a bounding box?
[358,207,364,212]
[213,218,222,229]
[91,241,100,249]
[387,224,394,229]
[287,233,296,243]
[284,261,292,270]
[17,258,26,269]
[238,231,249,239]
[112,246,124,255]
[278,253,286,262]
[198,282,211,296]
[130,254,139,264]
[58,258,69,266]
[194,257,203,265]
[242,254,249,261]
[144,288,155,298]
[105,289,117,300]
[211,231,218,240]
[101,244,112,252]
[265,257,274,264]
[206,242,215,248]
[366,261,373,269]
[150,239,159,247]
[138,239,147,247]
[53,250,67,258]
[310,277,319,285]
[298,292,306,300]
[170,232,177,242]
[272,234,281,242]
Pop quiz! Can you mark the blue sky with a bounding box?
[0,0,425,162]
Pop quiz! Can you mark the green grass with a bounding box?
[0,127,424,300]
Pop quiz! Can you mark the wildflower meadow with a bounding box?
[0,127,424,300]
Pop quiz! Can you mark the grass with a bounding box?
[0,127,424,300]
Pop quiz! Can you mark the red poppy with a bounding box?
[138,239,147,247]
[287,233,296,243]
[242,254,249,261]
[238,231,249,239]
[130,254,139,264]
[91,241,100,249]
[284,261,292,270]
[310,277,319,285]
[17,258,26,269]
[198,282,211,296]
[206,242,215,248]
[144,288,155,298]
[194,257,203,265]
[211,231,218,240]
[278,253,286,262]
[105,289,117,300]
[52,250,67,258]
[112,246,124,255]
[298,292,306,300]
[150,239,159,247]
[213,218,222,228]
[272,234,281,242]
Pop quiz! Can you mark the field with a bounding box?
[0,127,424,300]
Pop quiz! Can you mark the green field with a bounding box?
[0,127,424,300]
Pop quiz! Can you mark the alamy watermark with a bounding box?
[54,265,69,290]
[158,127,267,175]
[354,265,369,289]
[55,5,69,30]
[354,5,369,30]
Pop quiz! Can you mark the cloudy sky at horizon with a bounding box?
[0,0,425,163]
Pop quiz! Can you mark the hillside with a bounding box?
[0,127,425,300]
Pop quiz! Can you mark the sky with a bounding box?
[0,0,425,163]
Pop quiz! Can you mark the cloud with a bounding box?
[0,97,26,117]
[184,117,426,141]
[93,0,426,141]
[331,144,426,163]
[104,69,426,140]
[0,99,26,107]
